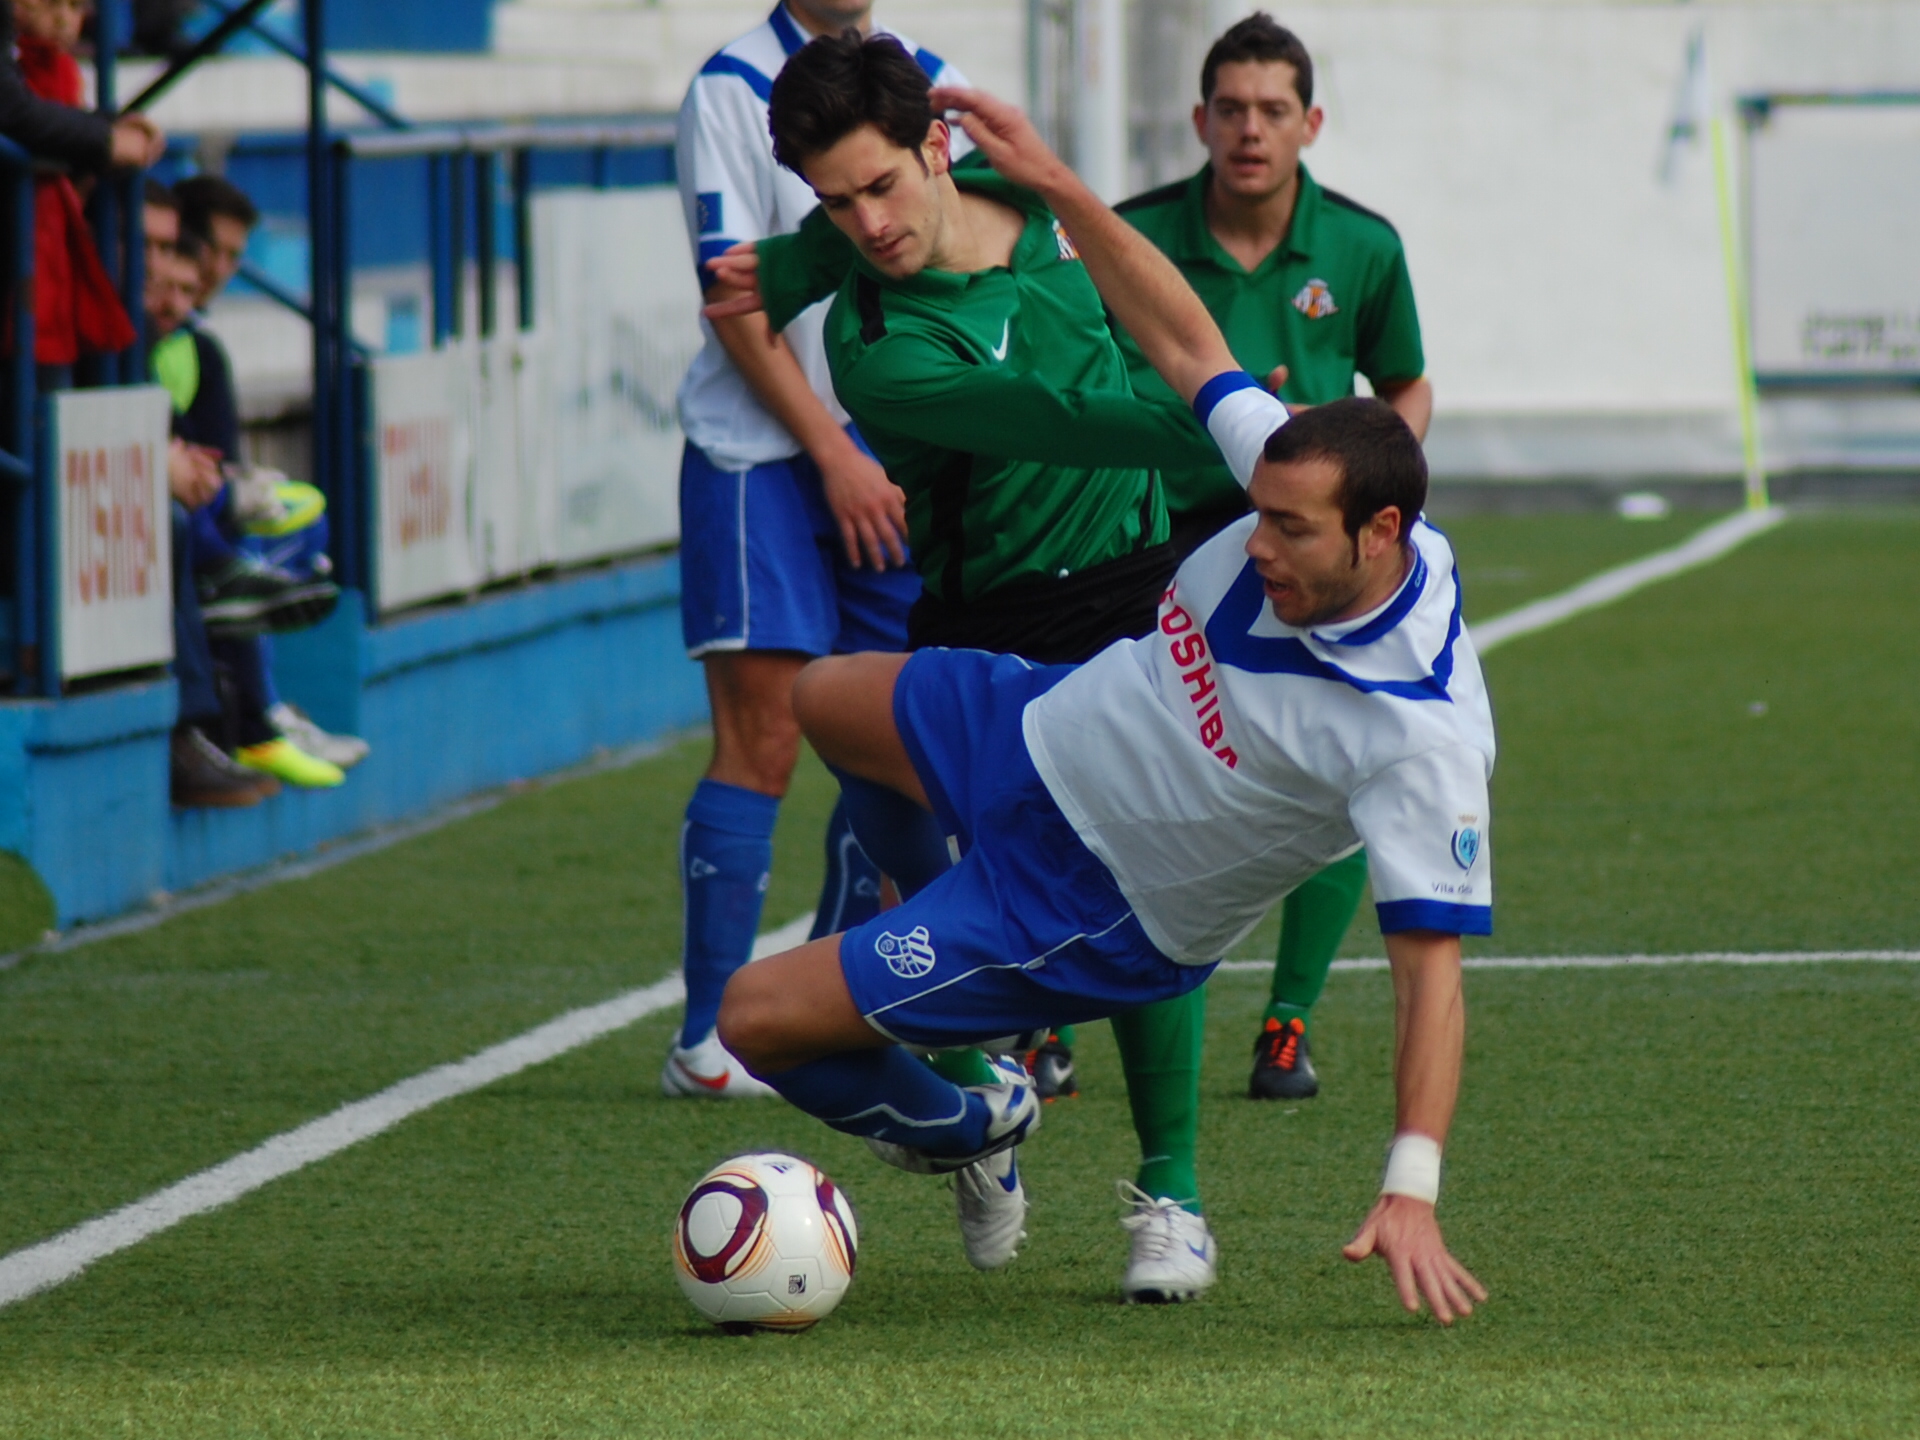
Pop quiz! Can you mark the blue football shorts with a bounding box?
[837,648,1213,1050]
[678,432,922,659]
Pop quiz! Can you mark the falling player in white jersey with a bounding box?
[714,86,1491,1321]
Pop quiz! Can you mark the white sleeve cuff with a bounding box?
[1193,371,1289,490]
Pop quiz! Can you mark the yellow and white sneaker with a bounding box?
[237,737,345,789]
[661,1031,779,1099]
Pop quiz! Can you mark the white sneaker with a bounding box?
[660,1031,779,1099]
[953,1148,1027,1270]
[1117,1179,1218,1303]
[268,702,370,770]
[865,1053,1041,1174]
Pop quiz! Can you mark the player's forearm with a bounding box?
[1384,929,1464,1143]
[1376,377,1433,444]
[1029,176,1236,405]
[708,303,858,464]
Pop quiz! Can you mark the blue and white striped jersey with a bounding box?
[1023,384,1497,963]
[674,6,970,470]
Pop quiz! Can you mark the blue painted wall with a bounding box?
[0,553,707,927]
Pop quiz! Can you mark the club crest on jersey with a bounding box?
[1052,218,1081,261]
[876,925,936,978]
[1451,827,1481,871]
[1292,278,1338,319]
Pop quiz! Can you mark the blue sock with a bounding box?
[809,797,883,940]
[829,766,952,899]
[760,1046,994,1157]
[679,779,779,1049]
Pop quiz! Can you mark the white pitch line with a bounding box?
[0,912,824,1313]
[0,973,680,1311]
[1214,949,1920,974]
[1468,505,1787,656]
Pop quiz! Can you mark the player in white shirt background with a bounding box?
[664,2,972,1098]
[713,86,1491,1322]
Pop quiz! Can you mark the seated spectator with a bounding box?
[12,0,135,373]
[144,192,273,807]
[178,172,369,770]
[144,187,343,794]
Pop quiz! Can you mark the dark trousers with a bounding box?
[171,502,222,728]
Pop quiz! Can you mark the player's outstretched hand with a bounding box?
[819,443,909,570]
[1342,1194,1487,1325]
[701,241,764,320]
[928,86,1073,197]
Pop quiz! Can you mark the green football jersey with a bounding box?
[755,168,1220,603]
[1114,163,1425,517]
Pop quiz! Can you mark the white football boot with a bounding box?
[866,1053,1042,1174]
[953,1147,1028,1270]
[660,1031,779,1099]
[1117,1179,1218,1303]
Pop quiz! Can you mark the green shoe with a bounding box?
[237,738,345,788]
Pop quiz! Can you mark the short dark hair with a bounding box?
[143,177,178,212]
[1263,397,1426,544]
[172,227,206,263]
[176,174,259,240]
[768,30,935,174]
[1201,13,1313,107]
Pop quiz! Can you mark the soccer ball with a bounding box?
[673,1152,859,1332]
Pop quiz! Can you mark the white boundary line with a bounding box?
[0,916,813,1312]
[1215,950,1920,974]
[1467,505,1787,655]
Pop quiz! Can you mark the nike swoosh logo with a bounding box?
[989,320,1009,362]
[674,1058,732,1092]
[997,1163,1020,1193]
[1187,1241,1211,1260]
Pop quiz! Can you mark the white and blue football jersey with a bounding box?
[1022,384,1496,963]
[674,6,970,471]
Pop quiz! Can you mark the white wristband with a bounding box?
[1380,1133,1442,1204]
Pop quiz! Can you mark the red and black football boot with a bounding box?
[1025,1031,1079,1101]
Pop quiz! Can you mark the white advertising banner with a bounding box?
[534,188,699,564]
[55,385,172,681]
[371,347,476,614]
[468,335,529,581]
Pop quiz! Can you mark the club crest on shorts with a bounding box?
[1451,827,1481,871]
[1292,278,1338,319]
[876,925,936,979]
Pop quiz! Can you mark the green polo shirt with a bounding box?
[1114,162,1424,516]
[756,169,1221,603]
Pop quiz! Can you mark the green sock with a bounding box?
[1112,987,1207,1211]
[925,1047,999,1087]
[1053,1024,1077,1047]
[1266,849,1369,1029]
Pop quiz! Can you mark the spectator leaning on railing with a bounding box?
[0,0,162,170]
[12,0,136,370]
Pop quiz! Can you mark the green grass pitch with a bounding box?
[0,509,1916,1437]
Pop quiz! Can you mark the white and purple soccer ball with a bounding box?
[673,1152,859,1332]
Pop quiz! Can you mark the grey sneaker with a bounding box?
[268,702,369,770]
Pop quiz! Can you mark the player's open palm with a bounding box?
[820,446,909,570]
[929,86,1071,196]
[1343,1194,1486,1325]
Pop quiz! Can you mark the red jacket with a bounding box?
[16,36,134,365]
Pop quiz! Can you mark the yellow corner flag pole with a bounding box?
[1711,114,1769,510]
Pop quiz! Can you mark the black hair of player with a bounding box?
[176,174,259,242]
[143,177,178,212]
[768,30,935,175]
[1201,12,1313,107]
[172,226,207,263]
[1263,397,1426,547]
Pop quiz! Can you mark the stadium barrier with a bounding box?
[0,111,712,929]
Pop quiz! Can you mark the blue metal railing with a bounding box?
[320,121,675,611]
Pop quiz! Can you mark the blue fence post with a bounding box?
[447,151,466,341]
[475,149,495,339]
[428,152,451,347]
[329,139,362,595]
[512,148,533,332]
[306,0,334,562]
[6,150,40,692]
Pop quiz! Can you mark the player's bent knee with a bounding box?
[715,966,786,1075]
